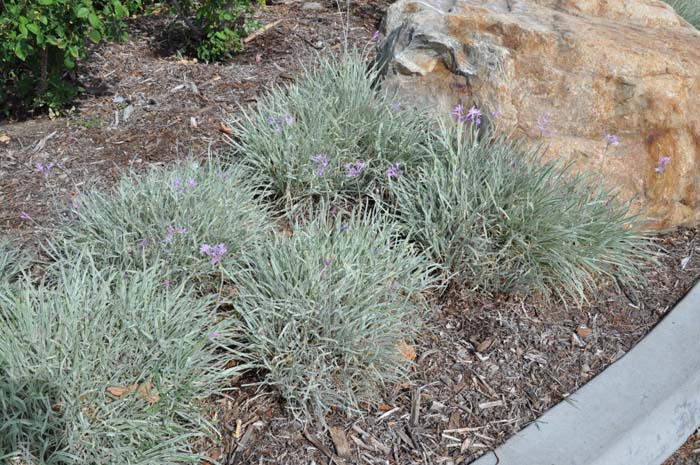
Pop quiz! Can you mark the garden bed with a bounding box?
[1,2,699,465]
[199,227,700,464]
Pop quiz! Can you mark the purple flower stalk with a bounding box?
[387,162,404,179]
[655,156,671,173]
[138,238,149,248]
[451,104,465,122]
[172,178,183,191]
[208,330,221,340]
[163,279,171,289]
[465,106,482,125]
[451,105,482,125]
[390,102,402,111]
[310,154,329,176]
[19,211,32,221]
[344,161,366,178]
[163,225,188,243]
[186,178,197,190]
[605,134,619,146]
[534,116,551,136]
[283,114,295,126]
[34,162,55,176]
[372,30,380,41]
[200,243,228,266]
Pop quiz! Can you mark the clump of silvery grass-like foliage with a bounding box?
[226,206,439,426]
[0,239,30,286]
[0,253,239,465]
[227,50,429,210]
[664,0,700,27]
[387,120,653,302]
[51,157,272,287]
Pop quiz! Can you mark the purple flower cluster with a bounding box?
[200,243,228,265]
[390,102,402,111]
[310,154,329,176]
[163,224,188,243]
[604,134,619,146]
[35,162,55,176]
[655,156,671,173]
[372,30,380,41]
[387,162,404,179]
[19,211,32,221]
[172,177,197,193]
[268,114,295,134]
[451,104,482,125]
[344,161,366,178]
[534,116,551,136]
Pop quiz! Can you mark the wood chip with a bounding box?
[397,340,417,361]
[476,337,494,353]
[576,325,593,337]
[478,400,504,410]
[329,426,352,458]
[106,379,160,404]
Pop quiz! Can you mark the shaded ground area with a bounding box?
[1,1,699,464]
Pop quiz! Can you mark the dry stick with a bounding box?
[243,19,283,44]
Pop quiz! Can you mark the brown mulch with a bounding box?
[1,2,699,464]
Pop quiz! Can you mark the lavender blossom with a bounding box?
[310,154,329,176]
[138,238,149,248]
[372,30,380,41]
[19,211,32,221]
[172,178,183,191]
[34,162,55,176]
[655,156,671,173]
[390,102,402,111]
[387,162,404,179]
[200,243,228,265]
[465,106,482,125]
[451,104,465,122]
[207,331,221,340]
[344,161,366,178]
[605,134,620,146]
[534,116,551,136]
[163,224,188,243]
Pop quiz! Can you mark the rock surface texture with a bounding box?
[378,0,700,229]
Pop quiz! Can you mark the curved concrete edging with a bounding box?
[470,282,700,465]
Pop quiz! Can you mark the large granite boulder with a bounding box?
[377,0,700,229]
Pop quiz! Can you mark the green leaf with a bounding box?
[18,23,28,36]
[14,44,26,61]
[26,24,41,35]
[64,55,75,68]
[88,12,100,28]
[68,45,79,58]
[76,7,90,18]
[89,29,101,43]
[38,0,54,5]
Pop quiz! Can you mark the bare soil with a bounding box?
[1,1,699,464]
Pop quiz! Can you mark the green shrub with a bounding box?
[664,0,700,27]
[228,51,430,210]
[0,255,239,464]
[387,121,653,302]
[169,0,260,61]
[227,206,438,425]
[0,0,133,114]
[51,158,272,288]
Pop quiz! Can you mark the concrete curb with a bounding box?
[470,283,700,465]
